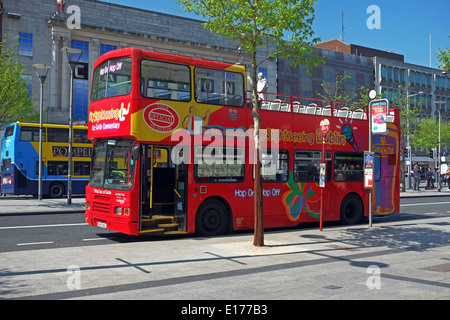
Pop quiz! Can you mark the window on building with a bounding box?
[399,69,405,83]
[100,44,117,56]
[71,40,89,123]
[393,68,399,82]
[381,65,386,80]
[18,32,33,56]
[70,40,89,63]
[73,79,89,122]
[258,67,268,80]
[386,66,392,81]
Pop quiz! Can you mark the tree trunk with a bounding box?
[251,52,264,247]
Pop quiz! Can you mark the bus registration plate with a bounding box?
[97,221,107,229]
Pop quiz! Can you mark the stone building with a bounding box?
[1,0,276,125]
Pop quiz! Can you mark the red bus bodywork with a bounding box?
[85,48,400,236]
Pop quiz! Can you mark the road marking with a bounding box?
[17,241,54,246]
[83,238,108,242]
[0,223,86,230]
[400,201,450,207]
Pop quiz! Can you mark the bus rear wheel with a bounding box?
[49,182,65,199]
[340,194,363,225]
[196,199,229,236]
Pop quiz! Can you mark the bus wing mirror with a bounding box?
[131,145,140,161]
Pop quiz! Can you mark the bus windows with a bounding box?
[91,57,132,102]
[74,129,90,143]
[4,125,14,138]
[194,68,244,107]
[294,150,332,182]
[48,161,68,176]
[74,161,91,176]
[194,146,245,182]
[19,127,43,142]
[262,149,289,182]
[141,60,191,101]
[334,151,364,182]
[90,139,136,190]
[48,128,69,143]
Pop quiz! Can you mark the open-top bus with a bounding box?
[1,122,91,198]
[85,48,400,236]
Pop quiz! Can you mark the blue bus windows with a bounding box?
[74,161,90,176]
[4,125,14,138]
[19,126,44,142]
[48,161,68,176]
[48,128,69,143]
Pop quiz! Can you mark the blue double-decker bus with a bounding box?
[1,122,92,198]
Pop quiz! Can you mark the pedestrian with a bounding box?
[426,167,434,190]
[411,164,421,191]
[444,166,450,188]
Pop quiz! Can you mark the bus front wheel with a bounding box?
[340,194,363,225]
[196,199,229,236]
[49,182,65,199]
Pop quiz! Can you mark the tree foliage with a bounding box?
[411,118,450,151]
[435,38,450,71]
[0,36,38,129]
[177,0,323,246]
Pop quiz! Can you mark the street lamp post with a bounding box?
[405,91,424,189]
[61,47,84,205]
[435,101,446,191]
[32,64,53,201]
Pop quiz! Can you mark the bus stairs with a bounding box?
[140,208,187,235]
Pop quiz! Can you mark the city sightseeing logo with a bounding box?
[89,102,130,131]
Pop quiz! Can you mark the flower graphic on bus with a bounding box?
[282,171,321,221]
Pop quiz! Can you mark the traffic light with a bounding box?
[403,147,408,158]
[429,148,435,159]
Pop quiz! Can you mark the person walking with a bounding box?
[426,167,434,190]
[411,164,421,191]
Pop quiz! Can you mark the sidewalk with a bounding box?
[401,185,450,198]
[0,196,85,215]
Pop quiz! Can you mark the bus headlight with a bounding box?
[114,207,130,216]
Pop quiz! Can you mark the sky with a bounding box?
[104,0,449,68]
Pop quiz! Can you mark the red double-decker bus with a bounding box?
[85,48,400,236]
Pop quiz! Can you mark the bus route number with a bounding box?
[225,304,268,315]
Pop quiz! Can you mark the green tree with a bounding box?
[411,118,450,151]
[435,39,450,71]
[0,36,38,129]
[177,0,323,246]
[317,71,353,103]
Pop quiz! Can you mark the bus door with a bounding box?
[140,145,176,218]
[174,157,187,231]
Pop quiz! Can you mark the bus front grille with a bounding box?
[92,194,111,214]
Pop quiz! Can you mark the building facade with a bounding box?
[374,56,450,122]
[1,0,277,125]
